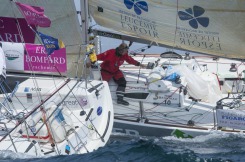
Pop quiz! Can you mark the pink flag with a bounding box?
[15,2,51,27]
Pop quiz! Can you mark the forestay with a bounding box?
[89,0,245,59]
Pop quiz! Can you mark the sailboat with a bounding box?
[87,0,245,138]
[0,0,114,156]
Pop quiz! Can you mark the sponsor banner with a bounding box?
[0,17,36,43]
[25,44,67,73]
[217,109,245,130]
[2,42,67,73]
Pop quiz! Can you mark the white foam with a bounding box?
[161,131,245,155]
[0,150,36,159]
[162,131,245,143]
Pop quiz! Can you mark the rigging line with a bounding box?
[170,0,179,52]
[11,8,43,102]
[145,104,193,116]
[184,101,196,111]
[2,80,31,114]
[130,45,149,53]
[42,51,76,101]
[87,81,100,94]
[76,83,105,142]
[190,113,208,121]
[40,107,61,155]
[60,79,113,133]
[0,86,16,117]
[129,45,152,56]
[114,113,140,118]
[0,103,13,120]
[193,58,205,72]
[145,87,181,111]
[149,119,188,126]
[194,108,215,123]
[237,61,245,69]
[33,80,106,144]
[234,80,243,94]
[81,50,88,79]
[63,106,92,130]
[137,55,145,83]
[215,59,219,75]
[29,27,65,78]
[9,2,27,58]
[146,114,194,126]
[11,1,38,81]
[47,72,80,105]
[153,111,204,120]
[0,83,12,105]
[58,80,98,117]
[10,0,26,45]
[28,26,70,102]
[0,79,71,143]
[114,103,140,113]
[75,45,82,78]
[32,79,77,137]
[149,105,199,118]
[65,44,82,47]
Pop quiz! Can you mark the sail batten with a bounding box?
[89,0,245,59]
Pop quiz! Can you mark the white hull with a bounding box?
[0,76,114,156]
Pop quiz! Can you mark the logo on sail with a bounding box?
[124,0,148,15]
[178,6,209,29]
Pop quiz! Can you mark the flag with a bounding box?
[37,31,65,56]
[15,2,51,27]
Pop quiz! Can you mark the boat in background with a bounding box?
[103,52,244,138]
[87,0,245,138]
[0,0,114,156]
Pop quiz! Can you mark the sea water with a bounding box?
[1,132,245,162]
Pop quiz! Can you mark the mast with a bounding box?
[80,0,89,87]
[81,0,89,45]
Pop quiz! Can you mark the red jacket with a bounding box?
[97,49,139,73]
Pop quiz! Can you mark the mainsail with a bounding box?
[89,0,245,59]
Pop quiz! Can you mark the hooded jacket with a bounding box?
[97,48,140,73]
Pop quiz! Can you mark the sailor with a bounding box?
[95,42,146,106]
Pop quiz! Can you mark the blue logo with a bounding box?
[24,87,30,92]
[97,106,102,116]
[124,0,148,15]
[178,6,209,29]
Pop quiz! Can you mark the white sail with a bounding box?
[89,0,245,59]
[0,0,86,77]
[0,0,82,54]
